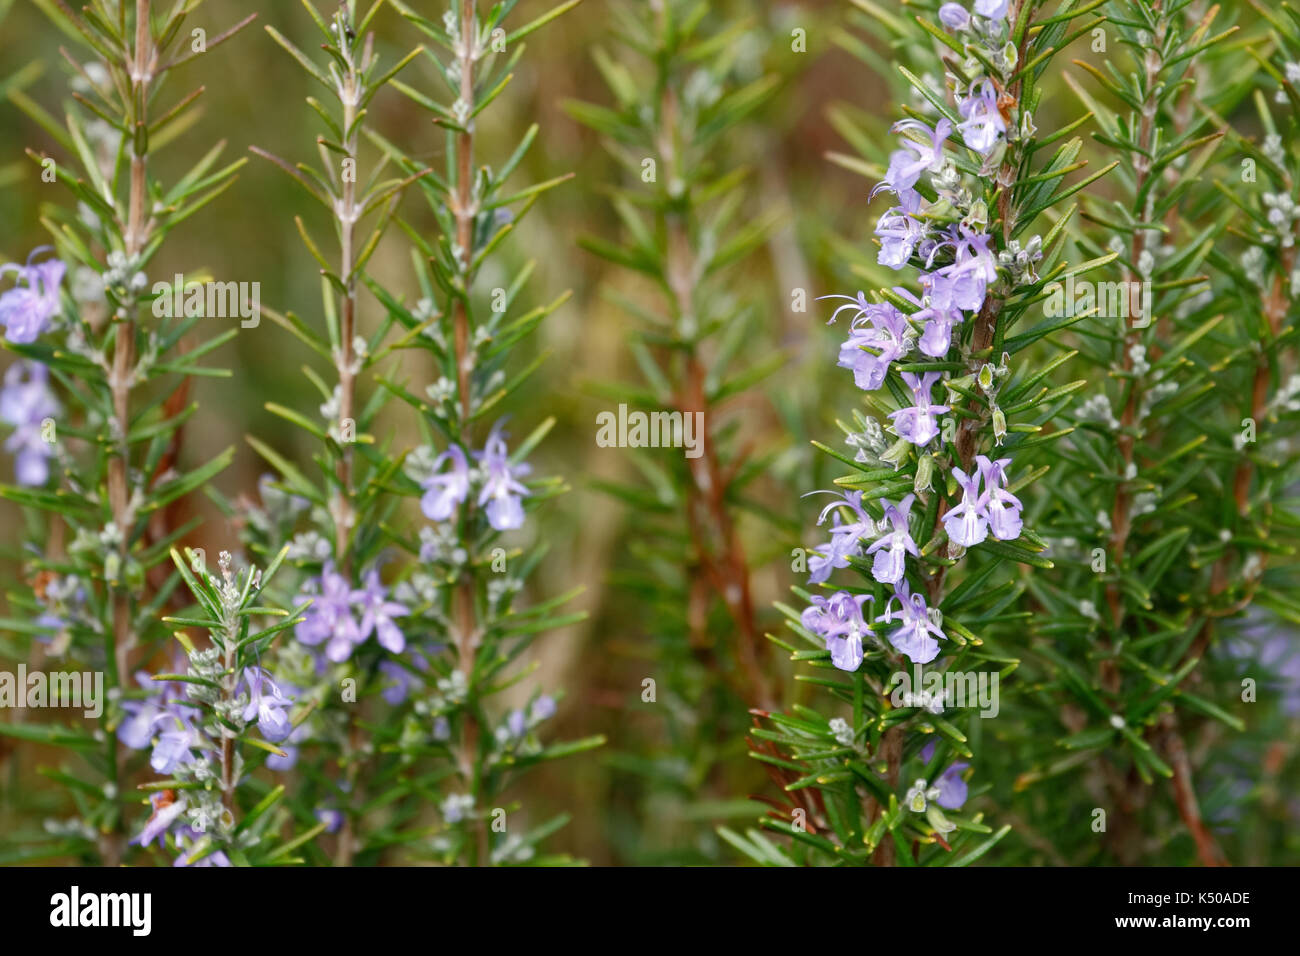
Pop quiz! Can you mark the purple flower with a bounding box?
[808,520,858,584]
[876,191,930,270]
[0,253,64,343]
[807,490,874,583]
[149,713,198,775]
[0,360,59,485]
[134,791,187,848]
[877,579,946,663]
[802,591,874,672]
[266,722,309,771]
[919,741,970,808]
[976,454,1022,540]
[865,494,918,584]
[828,295,913,391]
[476,421,531,531]
[915,301,963,358]
[944,465,989,547]
[938,3,971,30]
[379,658,419,705]
[975,0,1009,19]
[875,119,952,198]
[957,79,1006,155]
[242,666,295,743]
[531,695,556,721]
[353,568,409,654]
[506,708,528,738]
[421,444,470,521]
[315,808,344,833]
[889,371,949,446]
[295,564,364,662]
[937,230,999,311]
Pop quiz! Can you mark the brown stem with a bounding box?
[448,0,488,866]
[657,40,771,712]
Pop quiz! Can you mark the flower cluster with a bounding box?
[0,359,59,486]
[804,0,1028,671]
[0,250,65,343]
[417,420,532,533]
[294,565,410,662]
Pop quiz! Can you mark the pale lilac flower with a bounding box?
[316,808,344,833]
[242,666,294,743]
[975,0,1009,19]
[802,591,874,672]
[134,792,187,847]
[0,254,64,343]
[808,519,859,584]
[977,454,1023,540]
[149,713,198,775]
[877,579,946,663]
[476,421,531,531]
[944,465,989,547]
[295,565,363,662]
[173,828,232,867]
[874,119,952,198]
[913,298,963,358]
[939,3,971,30]
[379,657,423,705]
[421,444,470,521]
[919,741,969,808]
[266,722,309,771]
[0,360,59,485]
[833,297,912,391]
[807,490,874,583]
[957,79,1006,155]
[876,191,930,270]
[865,494,918,584]
[353,568,409,654]
[889,371,949,445]
[531,695,556,721]
[938,230,999,310]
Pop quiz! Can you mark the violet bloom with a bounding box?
[865,494,919,585]
[919,741,969,809]
[938,2,971,30]
[807,490,874,583]
[944,465,989,547]
[874,119,952,197]
[242,666,294,743]
[916,301,963,359]
[0,254,65,343]
[149,713,198,775]
[977,454,1023,540]
[975,0,1009,19]
[877,579,946,664]
[421,444,470,521]
[957,79,1006,155]
[316,808,344,833]
[831,296,912,391]
[134,792,187,848]
[476,421,531,531]
[802,591,874,672]
[531,695,556,721]
[117,672,176,751]
[937,230,999,311]
[889,371,949,446]
[808,520,858,585]
[353,568,409,654]
[0,360,59,486]
[876,190,930,270]
[295,564,363,662]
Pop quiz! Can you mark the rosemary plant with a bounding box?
[0,0,254,864]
